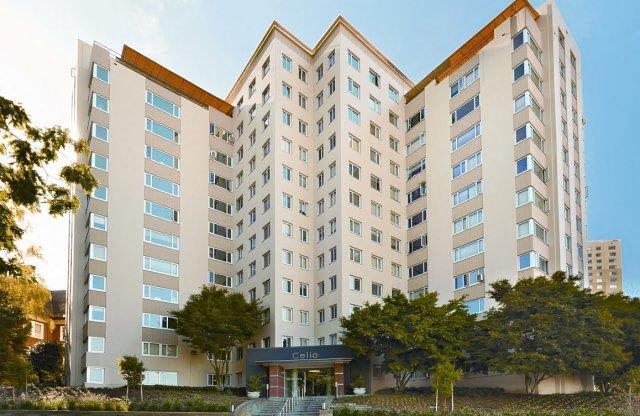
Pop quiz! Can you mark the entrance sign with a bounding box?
[292,351,319,360]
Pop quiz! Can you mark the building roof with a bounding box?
[225,15,414,102]
[404,0,539,101]
[119,45,234,116]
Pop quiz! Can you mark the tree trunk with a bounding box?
[140,384,143,402]
[435,387,438,412]
[126,384,129,400]
[451,382,454,411]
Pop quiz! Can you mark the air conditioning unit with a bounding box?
[477,273,485,282]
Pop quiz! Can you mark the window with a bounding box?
[282,250,293,266]
[348,78,360,98]
[89,213,107,231]
[464,298,486,315]
[349,190,361,207]
[145,118,180,143]
[389,136,399,152]
[349,134,361,152]
[92,62,109,83]
[146,91,180,118]
[372,282,383,297]
[209,172,232,191]
[87,367,104,384]
[329,78,336,95]
[369,69,380,87]
[409,261,428,278]
[282,307,293,322]
[91,122,108,142]
[451,123,481,152]
[144,228,179,250]
[330,275,337,291]
[316,64,324,81]
[88,305,105,322]
[329,106,336,123]
[262,279,271,296]
[514,91,543,121]
[282,54,292,71]
[370,148,381,164]
[300,310,309,325]
[262,86,271,105]
[92,185,108,201]
[298,120,308,136]
[406,107,425,131]
[453,209,483,235]
[348,107,360,125]
[262,57,270,77]
[89,243,107,261]
[452,152,482,179]
[209,247,232,263]
[317,281,325,297]
[454,268,484,290]
[145,173,179,197]
[370,122,381,139]
[145,145,179,169]
[371,255,383,271]
[407,159,426,180]
[407,209,427,228]
[144,371,177,386]
[142,342,177,358]
[370,175,381,191]
[30,321,44,339]
[92,92,109,113]
[408,235,428,254]
[517,219,548,243]
[515,123,544,152]
[450,65,479,98]
[518,251,549,273]
[329,305,338,320]
[317,309,325,324]
[406,133,426,155]
[349,247,362,263]
[515,155,547,182]
[349,275,362,291]
[143,284,178,303]
[391,237,400,252]
[513,60,542,91]
[299,173,308,189]
[282,82,291,99]
[210,198,232,215]
[453,239,484,262]
[282,165,292,181]
[453,181,482,206]
[282,110,291,126]
[451,94,480,124]
[371,202,382,218]
[89,274,106,291]
[516,186,548,212]
[407,183,427,204]
[370,228,382,244]
[512,28,542,61]
[389,111,399,127]
[369,96,381,114]
[88,336,105,353]
[209,223,232,239]
[348,51,360,70]
[388,86,399,102]
[299,66,307,83]
[300,283,309,298]
[390,161,399,177]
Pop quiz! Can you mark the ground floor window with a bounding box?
[207,374,230,387]
[144,371,178,386]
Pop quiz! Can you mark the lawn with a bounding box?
[335,390,638,416]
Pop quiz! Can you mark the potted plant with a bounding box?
[247,374,264,398]
[350,374,366,396]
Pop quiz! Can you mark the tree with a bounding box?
[28,341,64,386]
[0,96,97,277]
[432,360,463,412]
[0,287,30,383]
[2,267,52,323]
[341,291,474,391]
[118,355,146,400]
[3,354,38,398]
[595,293,640,392]
[172,285,264,390]
[472,272,628,394]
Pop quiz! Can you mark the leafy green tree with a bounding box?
[341,291,474,391]
[28,341,64,386]
[172,285,263,390]
[0,96,97,276]
[472,272,628,394]
[432,360,463,412]
[118,355,146,400]
[3,354,38,398]
[0,286,30,383]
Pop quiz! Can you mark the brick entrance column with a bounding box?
[334,362,345,397]
[268,364,285,397]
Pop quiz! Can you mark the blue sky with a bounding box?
[0,0,638,292]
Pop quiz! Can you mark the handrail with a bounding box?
[276,396,301,416]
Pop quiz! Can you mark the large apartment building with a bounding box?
[587,240,623,294]
[68,0,589,394]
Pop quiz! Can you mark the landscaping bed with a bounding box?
[334,389,637,415]
[0,387,246,412]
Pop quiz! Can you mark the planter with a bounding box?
[353,387,366,396]
[247,391,261,399]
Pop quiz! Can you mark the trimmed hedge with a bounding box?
[333,406,629,416]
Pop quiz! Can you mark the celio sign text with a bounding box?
[291,351,320,360]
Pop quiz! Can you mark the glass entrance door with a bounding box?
[285,368,334,397]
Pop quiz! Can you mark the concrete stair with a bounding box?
[252,398,288,416]
[249,396,328,416]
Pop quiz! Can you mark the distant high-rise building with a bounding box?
[68,0,589,394]
[587,240,623,294]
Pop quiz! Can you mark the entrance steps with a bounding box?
[249,396,329,416]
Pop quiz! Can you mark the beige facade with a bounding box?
[587,240,623,294]
[68,0,589,391]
